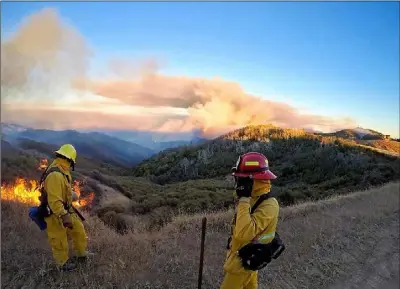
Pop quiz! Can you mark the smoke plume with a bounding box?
[1,7,91,102]
[81,75,356,136]
[2,7,356,138]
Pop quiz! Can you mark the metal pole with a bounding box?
[198,217,207,289]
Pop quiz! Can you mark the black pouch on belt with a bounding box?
[238,232,285,271]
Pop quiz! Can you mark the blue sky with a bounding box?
[2,1,399,137]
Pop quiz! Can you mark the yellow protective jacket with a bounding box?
[224,180,280,275]
[44,158,74,217]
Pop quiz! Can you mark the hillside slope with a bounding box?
[1,138,232,229]
[1,138,128,183]
[315,127,399,155]
[359,139,400,155]
[319,127,387,140]
[134,125,400,205]
[1,182,398,289]
[3,124,399,229]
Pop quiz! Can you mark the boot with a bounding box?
[72,251,95,263]
[58,260,77,272]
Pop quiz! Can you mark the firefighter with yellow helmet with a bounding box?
[40,144,90,271]
[220,152,284,289]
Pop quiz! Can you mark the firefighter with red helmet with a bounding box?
[220,152,280,289]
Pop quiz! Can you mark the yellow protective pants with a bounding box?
[220,271,258,289]
[45,213,87,266]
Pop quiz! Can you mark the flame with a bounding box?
[1,178,94,209]
[1,178,40,205]
[38,159,48,170]
[73,180,94,208]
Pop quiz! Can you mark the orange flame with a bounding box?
[1,178,94,209]
[73,180,95,208]
[38,159,48,170]
[1,178,40,205]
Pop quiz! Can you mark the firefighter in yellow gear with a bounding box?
[220,152,280,289]
[43,144,89,271]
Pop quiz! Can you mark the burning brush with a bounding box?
[1,178,94,208]
[1,158,94,208]
[38,158,48,170]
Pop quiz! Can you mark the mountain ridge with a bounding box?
[1,125,154,168]
[1,122,208,153]
[133,124,400,206]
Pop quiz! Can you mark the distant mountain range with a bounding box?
[81,129,207,152]
[2,122,395,169]
[1,123,28,135]
[1,123,153,167]
[1,123,207,167]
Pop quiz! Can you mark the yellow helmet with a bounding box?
[54,144,77,164]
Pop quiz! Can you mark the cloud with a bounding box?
[1,7,357,138]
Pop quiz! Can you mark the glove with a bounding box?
[235,177,253,198]
[61,213,73,229]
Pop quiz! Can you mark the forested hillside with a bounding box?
[134,125,400,205]
[2,124,399,232]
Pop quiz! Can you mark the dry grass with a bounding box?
[357,141,400,157]
[1,182,399,289]
[362,140,400,155]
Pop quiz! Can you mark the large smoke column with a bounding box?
[1,7,356,137]
[82,75,356,137]
[1,8,91,103]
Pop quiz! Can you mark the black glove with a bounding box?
[235,177,253,198]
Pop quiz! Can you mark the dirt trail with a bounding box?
[1,182,399,289]
[253,182,400,289]
[326,218,399,289]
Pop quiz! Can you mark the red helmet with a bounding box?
[232,152,277,180]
